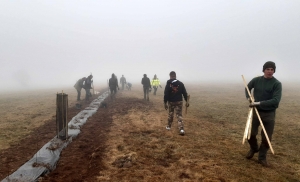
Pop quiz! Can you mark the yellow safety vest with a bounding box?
[151,79,160,86]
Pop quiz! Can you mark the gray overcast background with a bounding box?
[1,0,299,91]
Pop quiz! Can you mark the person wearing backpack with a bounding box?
[164,71,189,135]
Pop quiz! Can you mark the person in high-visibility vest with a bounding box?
[151,74,162,95]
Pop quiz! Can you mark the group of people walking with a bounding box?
[141,74,163,100]
[74,61,281,167]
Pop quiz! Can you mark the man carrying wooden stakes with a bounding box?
[243,61,282,167]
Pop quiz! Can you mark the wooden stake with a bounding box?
[185,95,190,115]
[247,111,253,140]
[243,107,253,144]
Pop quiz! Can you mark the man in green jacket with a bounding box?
[245,61,282,167]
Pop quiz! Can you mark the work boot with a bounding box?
[246,149,258,159]
[258,159,269,167]
[179,129,185,136]
[258,142,269,162]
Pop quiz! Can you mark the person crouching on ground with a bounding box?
[126,82,132,90]
[164,71,189,136]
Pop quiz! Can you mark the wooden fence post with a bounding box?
[56,92,68,140]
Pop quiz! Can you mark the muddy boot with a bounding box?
[258,142,269,166]
[246,149,258,159]
[246,136,259,159]
[258,159,269,167]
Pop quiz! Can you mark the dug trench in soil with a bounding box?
[0,89,108,180]
[39,95,142,181]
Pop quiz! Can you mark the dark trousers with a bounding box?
[153,86,158,95]
[85,88,91,101]
[248,110,275,160]
[110,87,117,100]
[143,87,149,100]
[76,89,81,101]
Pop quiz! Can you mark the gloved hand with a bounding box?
[249,102,260,107]
[164,103,168,110]
[186,103,189,107]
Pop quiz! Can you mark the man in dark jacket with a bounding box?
[141,74,151,101]
[83,75,93,102]
[164,71,189,135]
[245,61,282,167]
[74,77,86,101]
[109,73,119,100]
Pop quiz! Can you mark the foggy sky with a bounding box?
[1,0,300,91]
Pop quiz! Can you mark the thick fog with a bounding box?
[1,1,300,91]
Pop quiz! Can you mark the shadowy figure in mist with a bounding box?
[83,74,93,102]
[141,74,151,101]
[109,73,119,100]
[74,77,86,101]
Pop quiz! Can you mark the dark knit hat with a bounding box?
[169,71,176,76]
[263,61,276,73]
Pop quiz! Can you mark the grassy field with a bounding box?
[1,82,300,181]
